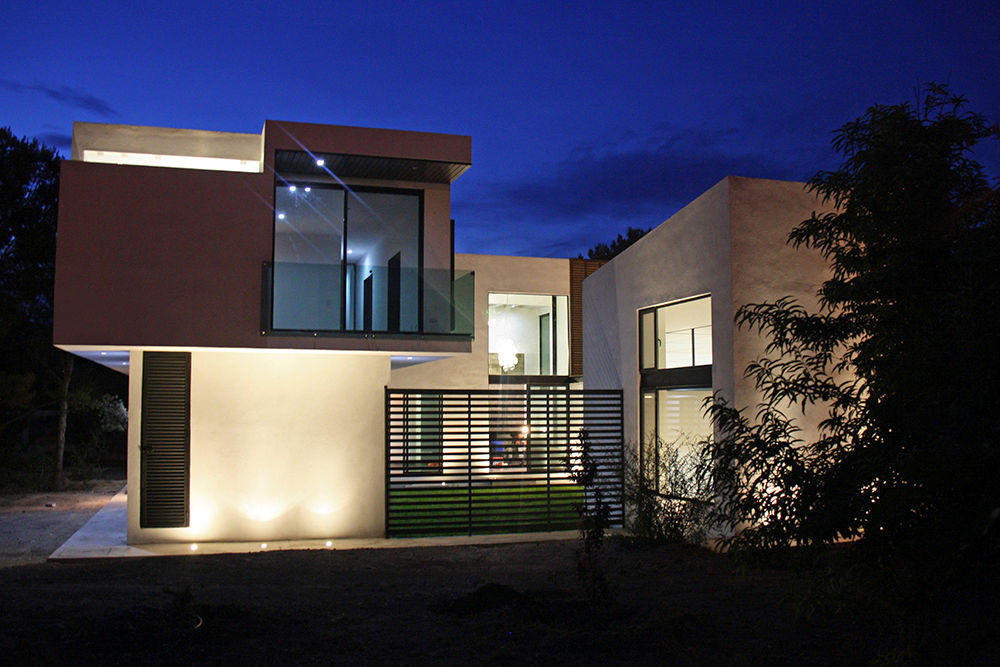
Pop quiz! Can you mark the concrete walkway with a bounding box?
[48,488,579,560]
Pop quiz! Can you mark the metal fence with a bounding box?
[385,387,623,537]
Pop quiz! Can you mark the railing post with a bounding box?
[467,391,473,536]
[384,387,391,537]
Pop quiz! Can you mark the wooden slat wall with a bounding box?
[140,351,191,528]
[569,258,607,377]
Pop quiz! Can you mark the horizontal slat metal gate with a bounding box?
[386,387,623,537]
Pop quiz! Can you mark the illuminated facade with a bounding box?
[55,120,476,543]
[54,121,829,546]
[582,176,834,475]
[54,121,606,545]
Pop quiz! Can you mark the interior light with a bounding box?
[325,540,332,547]
[277,213,286,220]
[100,352,107,356]
[347,249,353,254]
[407,356,413,360]
[260,543,268,549]
[288,185,297,192]
[190,544,198,551]
[304,186,311,192]
[315,158,325,167]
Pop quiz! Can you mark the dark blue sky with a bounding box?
[3,0,997,257]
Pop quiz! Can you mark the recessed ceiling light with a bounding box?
[304,186,311,192]
[315,158,325,167]
[288,185,296,192]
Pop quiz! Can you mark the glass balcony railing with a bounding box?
[261,262,474,337]
[660,325,712,368]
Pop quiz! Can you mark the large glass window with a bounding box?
[639,295,712,370]
[271,173,421,333]
[640,387,712,492]
[488,293,569,376]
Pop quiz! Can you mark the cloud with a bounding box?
[37,132,73,152]
[0,79,117,118]
[477,125,807,222]
[452,124,821,256]
[452,122,826,257]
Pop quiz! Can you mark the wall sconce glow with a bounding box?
[241,499,286,522]
[81,150,261,173]
[315,158,325,167]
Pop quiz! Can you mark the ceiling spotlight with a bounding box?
[277,213,286,220]
[347,249,353,254]
[315,158,325,167]
[288,185,297,192]
[304,186,311,192]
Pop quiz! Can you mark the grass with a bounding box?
[388,483,584,536]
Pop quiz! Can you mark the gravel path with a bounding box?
[0,480,124,566]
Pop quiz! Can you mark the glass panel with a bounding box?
[272,185,344,330]
[656,388,713,458]
[488,293,569,375]
[554,295,569,375]
[640,309,656,369]
[405,394,442,473]
[657,296,712,369]
[346,190,420,333]
[641,391,657,486]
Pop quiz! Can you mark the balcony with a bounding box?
[261,263,474,338]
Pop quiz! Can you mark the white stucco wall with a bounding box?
[127,349,390,544]
[583,176,834,451]
[582,177,734,452]
[389,253,571,389]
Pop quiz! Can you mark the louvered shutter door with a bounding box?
[140,351,191,528]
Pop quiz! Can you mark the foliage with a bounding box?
[572,429,612,601]
[579,225,650,260]
[703,85,1000,567]
[0,127,127,488]
[624,439,712,544]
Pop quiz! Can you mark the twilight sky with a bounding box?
[3,0,997,257]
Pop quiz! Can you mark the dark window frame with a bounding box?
[269,163,426,335]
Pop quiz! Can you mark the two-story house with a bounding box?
[54,120,620,545]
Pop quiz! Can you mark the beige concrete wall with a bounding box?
[390,253,571,389]
[582,178,734,451]
[727,177,832,437]
[127,349,390,544]
[72,121,262,162]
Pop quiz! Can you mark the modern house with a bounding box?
[54,119,831,547]
[54,120,618,545]
[582,176,832,480]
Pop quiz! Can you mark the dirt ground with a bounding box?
[0,487,996,665]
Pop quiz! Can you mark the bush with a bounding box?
[624,439,713,545]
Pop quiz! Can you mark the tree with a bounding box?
[579,226,650,260]
[0,127,76,489]
[703,86,1000,564]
